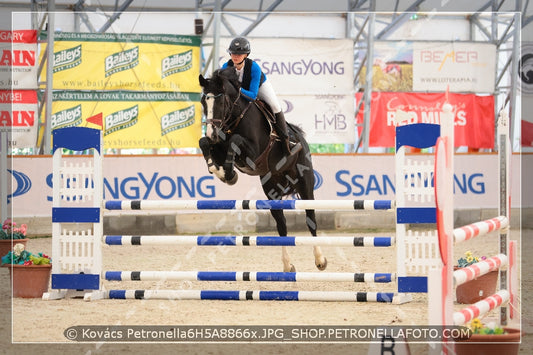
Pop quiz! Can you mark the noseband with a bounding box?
[202,81,253,138]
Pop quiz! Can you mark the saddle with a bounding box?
[250,100,277,175]
[254,100,276,129]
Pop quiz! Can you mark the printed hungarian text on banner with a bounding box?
[40,32,201,92]
[0,30,38,89]
[0,90,38,148]
[355,92,495,148]
[52,91,201,149]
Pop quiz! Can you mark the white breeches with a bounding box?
[257,80,282,114]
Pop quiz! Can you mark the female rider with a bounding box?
[222,37,301,156]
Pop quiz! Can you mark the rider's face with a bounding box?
[230,53,247,67]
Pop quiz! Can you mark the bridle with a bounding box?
[202,77,253,139]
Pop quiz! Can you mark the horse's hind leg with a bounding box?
[305,208,327,270]
[297,166,327,271]
[269,209,295,272]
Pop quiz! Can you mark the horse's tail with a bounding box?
[287,123,311,156]
[287,123,305,137]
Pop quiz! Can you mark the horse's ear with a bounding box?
[199,74,207,87]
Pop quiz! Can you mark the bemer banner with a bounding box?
[360,41,496,93]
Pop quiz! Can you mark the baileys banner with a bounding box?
[41,32,202,149]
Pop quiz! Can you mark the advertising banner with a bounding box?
[216,38,355,143]
[0,90,38,148]
[8,153,525,218]
[51,91,202,149]
[219,38,355,95]
[41,32,201,92]
[281,94,355,144]
[0,30,38,89]
[520,42,533,146]
[355,92,495,148]
[360,41,496,93]
[413,42,496,93]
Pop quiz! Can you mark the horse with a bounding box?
[198,67,327,272]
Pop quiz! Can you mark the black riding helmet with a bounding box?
[228,37,250,55]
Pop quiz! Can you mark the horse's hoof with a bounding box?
[283,264,296,272]
[316,257,327,271]
[227,172,238,185]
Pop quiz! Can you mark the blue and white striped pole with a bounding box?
[104,199,394,211]
[107,290,396,302]
[105,271,395,283]
[104,235,395,247]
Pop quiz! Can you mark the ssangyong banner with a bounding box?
[360,41,496,93]
[40,32,201,92]
[216,38,355,143]
[355,92,495,148]
[51,91,201,149]
[8,153,525,218]
[280,94,355,144]
[0,30,38,89]
[0,90,38,148]
[218,38,354,95]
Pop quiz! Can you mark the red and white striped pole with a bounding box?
[453,216,509,243]
[453,254,508,286]
[453,290,510,325]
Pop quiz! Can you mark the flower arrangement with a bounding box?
[0,219,27,240]
[468,318,506,335]
[1,243,51,266]
[457,251,486,268]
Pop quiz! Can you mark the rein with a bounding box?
[204,87,253,135]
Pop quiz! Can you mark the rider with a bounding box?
[222,37,301,156]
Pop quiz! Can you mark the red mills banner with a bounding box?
[356,92,495,148]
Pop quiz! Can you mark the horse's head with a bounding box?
[199,67,242,142]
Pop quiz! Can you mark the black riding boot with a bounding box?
[274,112,302,156]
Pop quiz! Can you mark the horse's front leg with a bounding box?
[199,137,227,182]
[222,135,246,186]
[269,209,295,272]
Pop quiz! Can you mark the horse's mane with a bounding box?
[214,67,241,91]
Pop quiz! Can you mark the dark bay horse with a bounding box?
[198,67,327,272]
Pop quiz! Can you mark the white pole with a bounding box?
[0,131,8,222]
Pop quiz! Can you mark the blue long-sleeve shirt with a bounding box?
[222,58,266,100]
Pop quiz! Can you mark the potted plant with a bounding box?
[1,243,52,298]
[454,318,522,355]
[0,219,29,257]
[455,251,498,304]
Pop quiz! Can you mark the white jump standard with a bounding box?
[427,110,518,353]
